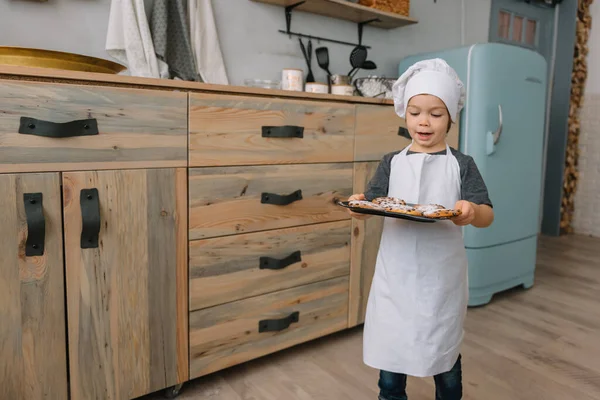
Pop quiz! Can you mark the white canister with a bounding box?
[331,84,354,96]
[305,82,328,94]
[281,68,303,91]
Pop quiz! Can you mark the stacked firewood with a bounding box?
[561,0,594,234]
[358,0,410,17]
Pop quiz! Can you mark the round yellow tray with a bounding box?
[0,46,126,74]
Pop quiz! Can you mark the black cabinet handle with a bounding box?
[260,251,302,270]
[398,126,411,139]
[23,193,45,256]
[258,311,300,333]
[261,190,302,205]
[19,117,99,138]
[80,189,100,249]
[261,125,304,138]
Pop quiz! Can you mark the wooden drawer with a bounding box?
[189,220,351,311]
[189,276,349,378]
[188,93,355,166]
[0,80,187,173]
[349,162,384,328]
[188,163,352,240]
[354,105,459,161]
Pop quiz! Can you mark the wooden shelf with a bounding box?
[250,0,418,29]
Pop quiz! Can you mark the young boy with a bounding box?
[347,58,494,400]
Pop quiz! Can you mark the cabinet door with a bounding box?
[0,173,68,400]
[348,162,384,327]
[62,168,188,400]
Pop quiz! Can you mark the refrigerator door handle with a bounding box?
[486,105,503,155]
[493,104,503,144]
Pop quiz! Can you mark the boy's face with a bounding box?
[405,94,451,153]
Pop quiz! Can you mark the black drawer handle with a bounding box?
[19,117,99,138]
[261,190,302,205]
[261,125,304,138]
[23,193,45,256]
[259,311,300,333]
[398,126,411,139]
[260,251,302,270]
[80,189,100,249]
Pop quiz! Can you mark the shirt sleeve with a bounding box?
[364,152,397,201]
[460,155,493,207]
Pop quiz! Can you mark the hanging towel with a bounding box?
[150,0,199,81]
[105,0,161,78]
[188,0,229,85]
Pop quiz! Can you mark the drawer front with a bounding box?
[189,93,355,166]
[354,105,459,161]
[189,220,351,311]
[0,80,187,173]
[189,276,349,378]
[188,163,352,240]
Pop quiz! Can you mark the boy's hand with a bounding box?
[451,200,475,226]
[347,193,372,220]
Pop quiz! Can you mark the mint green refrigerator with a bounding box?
[398,43,548,306]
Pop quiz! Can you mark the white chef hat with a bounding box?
[392,58,466,123]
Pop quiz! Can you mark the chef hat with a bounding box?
[392,58,466,123]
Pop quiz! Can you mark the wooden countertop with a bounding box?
[0,65,394,106]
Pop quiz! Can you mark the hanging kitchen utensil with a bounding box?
[299,38,314,83]
[347,46,367,76]
[315,46,332,89]
[350,60,377,79]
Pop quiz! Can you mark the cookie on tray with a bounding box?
[372,196,407,206]
[382,203,424,216]
[349,199,384,210]
[422,208,462,219]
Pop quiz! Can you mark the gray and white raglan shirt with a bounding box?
[364,147,493,208]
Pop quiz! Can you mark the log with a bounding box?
[561,0,594,234]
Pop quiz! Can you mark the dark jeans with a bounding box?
[378,355,462,400]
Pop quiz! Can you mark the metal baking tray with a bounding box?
[337,200,459,223]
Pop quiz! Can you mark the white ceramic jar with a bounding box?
[281,68,303,91]
[304,82,328,94]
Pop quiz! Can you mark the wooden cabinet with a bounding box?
[188,163,353,240]
[187,93,357,381]
[189,276,349,378]
[0,168,188,400]
[0,173,68,400]
[188,93,356,167]
[1,66,458,399]
[0,81,187,173]
[189,220,352,310]
[348,162,385,327]
[62,168,188,400]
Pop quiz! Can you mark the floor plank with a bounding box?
[139,233,600,400]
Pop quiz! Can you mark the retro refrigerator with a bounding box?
[398,43,548,306]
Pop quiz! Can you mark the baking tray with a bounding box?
[0,46,126,74]
[337,200,459,223]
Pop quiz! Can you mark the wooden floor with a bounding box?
[140,234,600,400]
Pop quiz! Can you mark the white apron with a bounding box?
[363,143,468,377]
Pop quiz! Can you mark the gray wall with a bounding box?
[0,0,490,86]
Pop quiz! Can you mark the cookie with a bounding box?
[423,209,462,219]
[382,204,424,216]
[414,204,445,212]
[349,200,384,210]
[372,196,407,206]
[414,204,447,215]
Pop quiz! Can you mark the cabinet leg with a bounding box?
[164,383,184,399]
